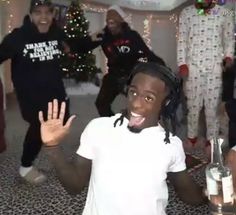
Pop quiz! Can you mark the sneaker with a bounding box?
[21,167,47,185]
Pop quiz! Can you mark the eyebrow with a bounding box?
[129,85,157,97]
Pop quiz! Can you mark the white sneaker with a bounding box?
[21,167,47,185]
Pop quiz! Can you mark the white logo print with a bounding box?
[117,45,130,54]
[23,40,61,62]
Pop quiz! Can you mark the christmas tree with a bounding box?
[61,0,98,83]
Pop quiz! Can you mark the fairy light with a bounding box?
[143,14,152,49]
[169,13,178,39]
[1,0,10,3]
[1,0,13,33]
[8,13,13,33]
[81,3,107,13]
[169,13,178,23]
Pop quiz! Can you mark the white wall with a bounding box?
[84,11,106,73]
[151,17,178,70]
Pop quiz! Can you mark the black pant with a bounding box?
[229,120,236,148]
[20,98,70,167]
[21,122,41,167]
[95,74,128,117]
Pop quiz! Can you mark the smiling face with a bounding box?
[106,19,122,35]
[30,5,54,33]
[106,9,123,35]
[127,72,168,133]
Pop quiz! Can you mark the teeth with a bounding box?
[40,21,47,24]
[131,112,142,117]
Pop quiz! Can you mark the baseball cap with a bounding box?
[29,0,53,13]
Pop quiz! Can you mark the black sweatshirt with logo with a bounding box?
[222,63,236,121]
[0,16,68,122]
[70,22,166,77]
[222,60,236,122]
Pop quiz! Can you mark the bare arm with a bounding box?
[45,147,91,195]
[67,30,103,53]
[168,170,208,205]
[39,99,91,195]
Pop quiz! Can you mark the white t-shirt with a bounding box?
[77,114,186,215]
[232,146,236,151]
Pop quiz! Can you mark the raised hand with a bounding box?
[39,99,76,147]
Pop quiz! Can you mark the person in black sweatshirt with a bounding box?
[222,61,236,192]
[70,5,166,117]
[221,61,236,149]
[0,0,70,184]
[0,77,5,153]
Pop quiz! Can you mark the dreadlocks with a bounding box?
[113,109,127,127]
[113,62,181,144]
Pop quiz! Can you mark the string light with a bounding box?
[141,12,179,49]
[1,0,10,3]
[126,13,133,28]
[143,14,152,49]
[1,0,13,33]
[169,13,179,39]
[81,3,107,13]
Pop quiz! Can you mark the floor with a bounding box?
[0,93,211,214]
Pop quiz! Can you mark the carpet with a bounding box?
[185,153,208,173]
[3,94,210,215]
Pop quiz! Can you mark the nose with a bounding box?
[131,95,143,110]
[42,14,47,20]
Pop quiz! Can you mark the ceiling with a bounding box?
[86,0,189,11]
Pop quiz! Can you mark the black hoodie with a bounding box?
[70,22,165,77]
[0,16,66,121]
[222,62,236,121]
[0,16,68,121]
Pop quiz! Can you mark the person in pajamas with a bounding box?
[177,0,234,151]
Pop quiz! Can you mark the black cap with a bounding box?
[30,0,53,13]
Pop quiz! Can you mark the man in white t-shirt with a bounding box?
[39,62,207,215]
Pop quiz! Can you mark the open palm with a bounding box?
[39,99,76,147]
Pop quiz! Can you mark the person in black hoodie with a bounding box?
[0,77,5,153]
[70,5,166,117]
[0,0,70,184]
[221,61,236,149]
[222,61,236,192]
